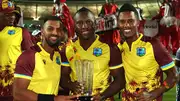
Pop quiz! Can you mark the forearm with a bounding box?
[14,89,56,101]
[101,78,125,99]
[60,75,73,90]
[13,89,38,101]
[100,68,125,99]
[150,68,177,99]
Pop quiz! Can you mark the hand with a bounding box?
[92,94,101,101]
[69,81,83,94]
[135,91,155,101]
[54,95,77,101]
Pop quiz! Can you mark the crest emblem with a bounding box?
[42,59,46,64]
[136,47,146,57]
[56,56,61,65]
[93,48,102,57]
[8,30,15,35]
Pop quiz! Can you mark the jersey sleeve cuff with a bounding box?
[110,64,123,70]
[61,62,70,67]
[161,61,175,71]
[14,73,32,80]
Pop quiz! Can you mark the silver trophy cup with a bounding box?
[75,59,94,101]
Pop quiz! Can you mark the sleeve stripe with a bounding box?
[61,62,70,67]
[175,58,180,61]
[110,64,123,70]
[14,73,32,80]
[161,61,175,71]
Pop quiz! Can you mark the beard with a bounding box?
[45,35,61,48]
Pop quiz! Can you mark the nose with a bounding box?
[124,21,130,27]
[82,22,88,28]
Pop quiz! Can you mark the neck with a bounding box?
[41,41,55,55]
[79,35,96,50]
[0,25,5,31]
[126,34,139,47]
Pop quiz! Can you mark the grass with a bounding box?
[114,86,176,101]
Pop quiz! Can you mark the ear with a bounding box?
[136,20,140,28]
[41,28,44,34]
[40,28,45,38]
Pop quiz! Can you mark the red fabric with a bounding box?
[174,0,180,18]
[103,3,118,14]
[21,28,33,50]
[60,4,74,38]
[160,25,179,55]
[60,0,66,3]
[152,4,165,20]
[152,2,179,54]
[52,6,56,16]
[0,0,14,13]
[99,3,120,44]
[0,96,13,101]
[138,19,146,34]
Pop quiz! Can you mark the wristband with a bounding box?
[162,81,170,89]
[38,94,54,101]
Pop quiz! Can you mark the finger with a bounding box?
[66,95,78,99]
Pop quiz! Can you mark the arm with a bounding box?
[136,38,177,101]
[175,48,180,68]
[100,68,125,100]
[59,46,80,93]
[14,49,76,101]
[13,78,38,101]
[14,78,77,101]
[94,45,125,100]
[175,48,180,82]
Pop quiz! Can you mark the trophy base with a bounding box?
[78,96,92,101]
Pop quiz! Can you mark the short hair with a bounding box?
[118,3,139,19]
[73,7,94,18]
[43,15,67,33]
[43,15,62,24]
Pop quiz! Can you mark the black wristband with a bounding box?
[38,94,54,101]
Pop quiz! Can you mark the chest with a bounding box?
[67,44,110,71]
[0,27,22,46]
[33,53,61,81]
[122,42,158,69]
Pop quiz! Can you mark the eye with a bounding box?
[119,20,125,24]
[86,20,93,25]
[128,19,135,23]
[76,21,83,26]
[47,27,54,31]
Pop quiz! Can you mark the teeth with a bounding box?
[124,30,131,32]
[51,37,57,40]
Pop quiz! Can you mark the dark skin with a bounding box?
[118,11,177,101]
[175,58,180,81]
[61,11,125,101]
[0,12,16,31]
[13,20,77,101]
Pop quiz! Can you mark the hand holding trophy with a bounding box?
[74,59,94,101]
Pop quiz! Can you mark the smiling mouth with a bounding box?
[50,36,58,41]
[124,29,131,32]
[82,31,89,34]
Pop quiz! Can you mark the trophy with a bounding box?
[75,59,94,101]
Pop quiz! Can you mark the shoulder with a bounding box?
[20,45,41,58]
[140,35,159,44]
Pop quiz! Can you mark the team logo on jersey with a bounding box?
[8,30,15,35]
[56,56,61,65]
[42,59,46,64]
[93,48,102,57]
[136,47,146,57]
